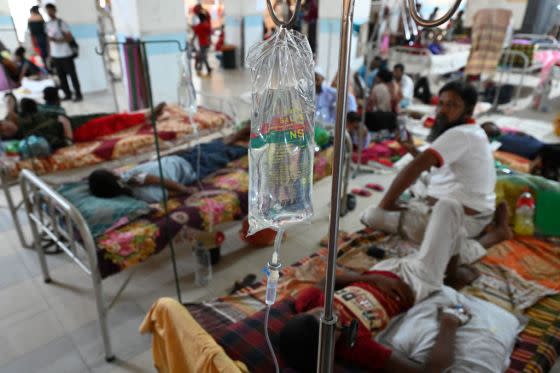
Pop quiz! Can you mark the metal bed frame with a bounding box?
[19,134,350,362]
[487,34,560,112]
[0,93,242,249]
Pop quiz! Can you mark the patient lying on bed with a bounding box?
[89,139,247,203]
[0,96,167,148]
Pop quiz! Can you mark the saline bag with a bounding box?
[247,27,316,234]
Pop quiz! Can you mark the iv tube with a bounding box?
[264,228,284,373]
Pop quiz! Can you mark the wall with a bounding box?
[2,0,19,51]
[465,0,528,29]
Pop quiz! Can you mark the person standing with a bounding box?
[192,11,213,76]
[45,3,83,102]
[27,6,49,67]
[393,64,414,108]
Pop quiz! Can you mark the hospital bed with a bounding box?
[388,42,471,76]
[1,102,233,248]
[19,136,341,361]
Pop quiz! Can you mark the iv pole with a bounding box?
[317,0,463,371]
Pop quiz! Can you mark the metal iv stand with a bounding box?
[317,0,463,371]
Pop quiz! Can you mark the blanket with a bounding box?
[94,148,334,278]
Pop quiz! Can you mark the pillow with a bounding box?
[58,182,150,238]
[378,286,524,373]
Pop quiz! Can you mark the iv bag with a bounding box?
[247,27,316,234]
[178,52,197,117]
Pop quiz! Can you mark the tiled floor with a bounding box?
[1,62,560,372]
[0,67,393,372]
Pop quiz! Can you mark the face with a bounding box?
[0,120,18,139]
[393,68,403,81]
[370,59,381,70]
[436,90,468,126]
[46,7,56,19]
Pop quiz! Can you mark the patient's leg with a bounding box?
[476,202,513,249]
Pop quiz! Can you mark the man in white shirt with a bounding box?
[45,3,83,102]
[393,64,414,109]
[361,81,511,289]
[315,67,357,126]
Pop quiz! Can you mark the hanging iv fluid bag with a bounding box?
[247,27,316,234]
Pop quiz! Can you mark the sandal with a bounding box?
[351,188,372,197]
[365,183,385,192]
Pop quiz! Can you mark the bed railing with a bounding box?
[20,169,115,361]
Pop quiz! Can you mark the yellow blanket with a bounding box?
[139,297,248,373]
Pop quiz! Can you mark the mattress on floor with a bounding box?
[186,229,560,373]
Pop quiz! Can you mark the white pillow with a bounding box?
[377,286,524,373]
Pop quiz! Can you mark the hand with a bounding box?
[367,274,414,308]
[397,130,415,152]
[438,304,471,326]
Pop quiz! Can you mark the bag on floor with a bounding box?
[247,27,315,234]
[19,135,51,159]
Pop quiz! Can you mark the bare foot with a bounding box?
[494,202,514,242]
[445,264,480,290]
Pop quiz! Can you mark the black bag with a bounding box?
[57,19,79,58]
[365,111,397,132]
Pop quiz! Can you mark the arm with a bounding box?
[378,149,439,210]
[383,314,461,373]
[142,174,189,194]
[58,115,73,140]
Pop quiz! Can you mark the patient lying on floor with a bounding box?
[89,138,247,203]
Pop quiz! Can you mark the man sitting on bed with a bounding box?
[360,81,512,277]
[0,96,167,147]
[280,219,474,372]
[89,133,248,203]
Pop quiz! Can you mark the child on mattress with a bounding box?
[89,138,247,203]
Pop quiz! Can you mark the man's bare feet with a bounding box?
[494,202,514,242]
[445,264,480,290]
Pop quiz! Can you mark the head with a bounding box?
[377,69,393,84]
[20,98,38,116]
[30,6,40,15]
[279,313,320,372]
[314,67,325,93]
[45,3,57,19]
[346,111,361,131]
[481,121,501,139]
[393,63,404,81]
[197,11,208,23]
[14,46,25,62]
[0,120,18,140]
[88,169,132,199]
[43,86,61,106]
[429,80,478,141]
[433,7,439,13]
[370,56,382,70]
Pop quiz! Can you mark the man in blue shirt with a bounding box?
[315,67,357,126]
[355,56,382,90]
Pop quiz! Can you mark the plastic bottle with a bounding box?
[514,190,535,236]
[194,242,212,286]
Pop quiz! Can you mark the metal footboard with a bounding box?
[20,170,115,361]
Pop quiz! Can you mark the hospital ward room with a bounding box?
[1,0,560,372]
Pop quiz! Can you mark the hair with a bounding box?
[394,63,404,72]
[438,80,478,112]
[43,86,60,105]
[45,3,56,11]
[30,6,40,14]
[15,46,25,58]
[481,121,501,138]
[20,98,38,116]
[198,12,208,22]
[279,314,320,372]
[88,169,131,199]
[347,111,361,123]
[377,69,393,83]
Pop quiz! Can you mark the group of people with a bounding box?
[8,4,83,101]
[279,80,515,371]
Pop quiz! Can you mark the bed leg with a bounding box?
[91,270,115,362]
[2,180,30,248]
[27,205,51,283]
